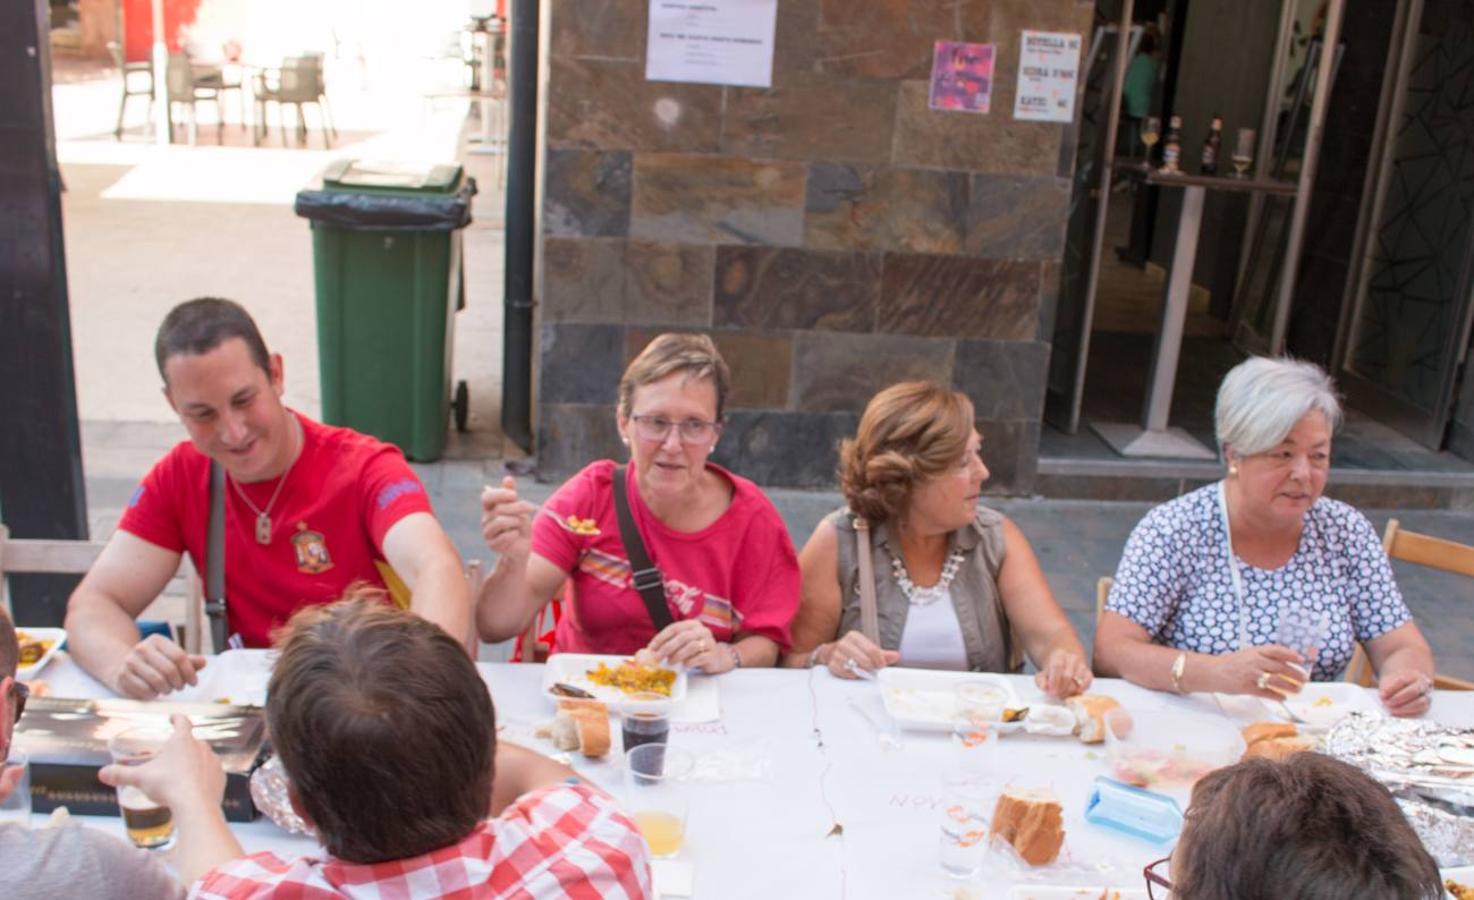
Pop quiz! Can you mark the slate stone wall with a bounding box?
[537,0,1096,492]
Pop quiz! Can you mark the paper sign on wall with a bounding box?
[928,41,995,114]
[1014,31,1082,122]
[646,0,778,88]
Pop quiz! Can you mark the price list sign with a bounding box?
[1013,30,1083,123]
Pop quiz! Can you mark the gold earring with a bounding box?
[1229,463,1239,477]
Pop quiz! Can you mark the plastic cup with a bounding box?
[620,691,672,754]
[938,782,991,879]
[107,728,175,850]
[954,680,1006,723]
[624,743,693,859]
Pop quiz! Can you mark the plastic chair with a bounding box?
[165,53,224,145]
[108,41,154,139]
[253,54,336,147]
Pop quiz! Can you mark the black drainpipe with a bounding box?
[501,0,539,452]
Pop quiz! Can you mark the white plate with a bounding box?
[541,653,688,706]
[1444,865,1474,899]
[1005,887,1147,900]
[877,668,1019,732]
[1277,681,1377,730]
[15,627,66,681]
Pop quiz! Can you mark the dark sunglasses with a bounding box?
[1144,855,1173,898]
[8,679,28,724]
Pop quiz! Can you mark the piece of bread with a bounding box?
[989,787,1065,866]
[548,700,611,758]
[1243,735,1315,762]
[1065,694,1123,744]
[1241,721,1297,747]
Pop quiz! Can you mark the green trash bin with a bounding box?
[294,159,477,462]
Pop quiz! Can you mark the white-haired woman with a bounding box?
[1094,357,1435,717]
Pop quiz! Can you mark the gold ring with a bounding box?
[1255,672,1271,690]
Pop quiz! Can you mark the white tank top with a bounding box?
[896,590,969,670]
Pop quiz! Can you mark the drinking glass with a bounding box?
[954,680,1006,724]
[620,692,672,754]
[107,728,175,850]
[951,718,999,776]
[938,779,991,879]
[0,750,32,826]
[624,743,694,859]
[1231,128,1256,177]
[1275,600,1330,682]
[1141,115,1161,164]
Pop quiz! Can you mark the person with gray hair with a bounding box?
[0,606,185,900]
[1094,357,1435,717]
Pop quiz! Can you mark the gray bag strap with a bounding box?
[205,461,228,654]
[853,517,880,644]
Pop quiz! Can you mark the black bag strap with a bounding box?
[611,465,674,632]
[205,461,229,654]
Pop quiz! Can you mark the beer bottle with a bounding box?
[1162,115,1183,174]
[1202,114,1223,175]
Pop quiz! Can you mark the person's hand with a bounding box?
[645,620,723,670]
[0,759,23,803]
[1035,648,1092,699]
[821,630,900,679]
[1211,644,1307,699]
[480,476,533,563]
[1378,670,1433,718]
[111,634,207,699]
[98,714,226,813]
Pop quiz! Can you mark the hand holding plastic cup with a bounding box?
[107,728,176,850]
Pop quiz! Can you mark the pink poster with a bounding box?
[928,41,995,114]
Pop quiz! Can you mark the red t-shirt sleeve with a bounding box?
[356,445,436,549]
[531,463,605,573]
[116,447,191,553]
[729,491,800,651]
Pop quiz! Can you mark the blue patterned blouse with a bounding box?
[1106,483,1411,680]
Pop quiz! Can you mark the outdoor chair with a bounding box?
[108,41,153,140]
[0,524,207,655]
[253,54,336,148]
[1345,519,1474,690]
[165,53,224,146]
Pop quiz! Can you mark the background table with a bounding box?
[32,653,1474,898]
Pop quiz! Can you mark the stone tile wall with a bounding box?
[537,0,1096,492]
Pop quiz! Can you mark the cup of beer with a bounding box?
[624,743,693,858]
[107,727,175,850]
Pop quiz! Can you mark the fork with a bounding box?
[846,695,903,751]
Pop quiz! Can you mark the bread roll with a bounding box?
[549,699,611,758]
[1243,735,1314,762]
[1241,721,1297,747]
[1065,694,1123,744]
[989,787,1065,865]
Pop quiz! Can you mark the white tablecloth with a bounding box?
[30,651,1474,898]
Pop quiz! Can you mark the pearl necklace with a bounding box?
[890,546,965,607]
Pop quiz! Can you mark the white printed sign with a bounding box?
[645,0,778,88]
[1013,30,1083,123]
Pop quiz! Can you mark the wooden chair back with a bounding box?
[1344,518,1474,690]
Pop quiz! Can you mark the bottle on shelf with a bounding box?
[1201,115,1223,176]
[1161,115,1183,174]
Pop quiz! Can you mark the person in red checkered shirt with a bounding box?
[100,595,653,898]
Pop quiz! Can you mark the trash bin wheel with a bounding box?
[453,380,470,432]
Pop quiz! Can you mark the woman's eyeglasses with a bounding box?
[1143,856,1173,898]
[629,415,719,445]
[8,679,28,724]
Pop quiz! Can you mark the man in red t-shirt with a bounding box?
[65,298,471,698]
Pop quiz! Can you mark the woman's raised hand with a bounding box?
[1213,644,1307,699]
[480,475,533,563]
[821,630,900,679]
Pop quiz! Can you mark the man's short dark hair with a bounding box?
[154,298,271,381]
[0,605,16,678]
[266,594,495,863]
[1175,753,1442,899]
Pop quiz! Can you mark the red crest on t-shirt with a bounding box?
[291,522,335,575]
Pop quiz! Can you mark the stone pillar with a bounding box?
[536,0,1095,493]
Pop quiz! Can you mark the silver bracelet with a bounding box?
[807,644,825,668]
[727,644,742,670]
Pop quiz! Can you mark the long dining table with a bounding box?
[29,651,1474,898]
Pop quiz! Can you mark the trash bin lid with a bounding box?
[320,160,464,194]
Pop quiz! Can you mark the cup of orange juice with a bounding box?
[624,743,694,858]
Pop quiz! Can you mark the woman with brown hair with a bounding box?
[475,333,799,671]
[785,381,1091,697]
[1146,753,1442,899]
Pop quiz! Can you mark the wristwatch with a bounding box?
[1170,652,1187,693]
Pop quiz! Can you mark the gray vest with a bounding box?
[827,506,1018,672]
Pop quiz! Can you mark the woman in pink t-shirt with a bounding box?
[474,334,799,671]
